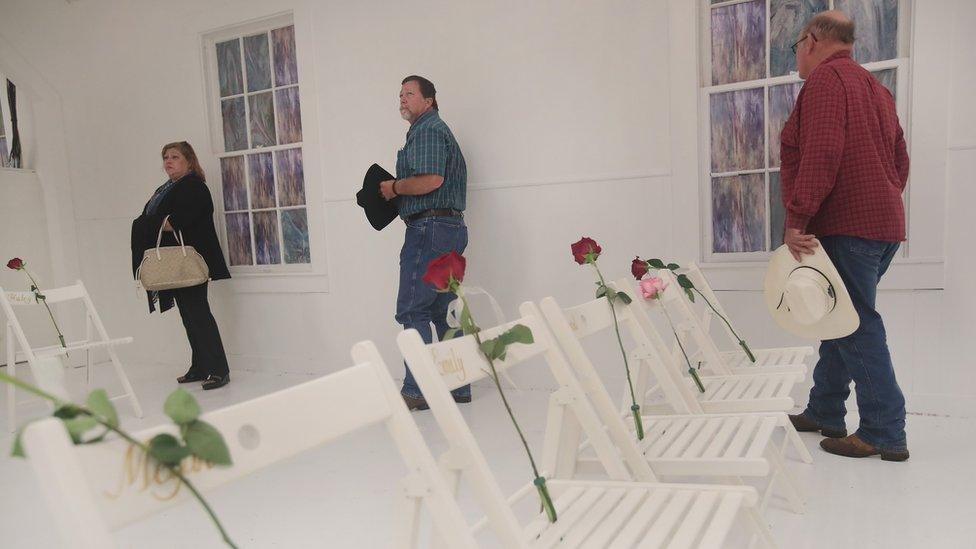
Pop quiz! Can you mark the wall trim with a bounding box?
[323,170,671,203]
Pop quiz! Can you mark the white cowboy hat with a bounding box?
[764,243,859,340]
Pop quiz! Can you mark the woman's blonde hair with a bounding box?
[161,141,206,181]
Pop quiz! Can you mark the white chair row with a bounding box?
[22,276,813,547]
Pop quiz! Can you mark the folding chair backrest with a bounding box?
[2,281,101,360]
[610,277,712,413]
[682,262,744,351]
[23,341,476,549]
[396,309,646,546]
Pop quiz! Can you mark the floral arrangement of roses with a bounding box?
[423,251,557,523]
[570,237,645,440]
[632,270,706,393]
[632,257,755,363]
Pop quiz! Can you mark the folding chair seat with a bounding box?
[537,296,808,514]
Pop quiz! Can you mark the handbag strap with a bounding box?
[154,215,188,259]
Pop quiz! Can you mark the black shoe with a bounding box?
[452,393,472,404]
[177,369,206,384]
[789,413,847,438]
[202,374,230,390]
[401,392,429,411]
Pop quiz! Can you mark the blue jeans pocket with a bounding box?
[431,219,466,255]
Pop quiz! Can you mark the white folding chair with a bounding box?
[2,281,143,431]
[397,309,777,548]
[536,296,807,514]
[22,341,477,549]
[617,277,806,416]
[658,266,813,374]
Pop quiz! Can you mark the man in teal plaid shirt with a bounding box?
[380,75,469,410]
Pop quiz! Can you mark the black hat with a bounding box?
[356,164,401,231]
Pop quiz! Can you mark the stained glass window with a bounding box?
[703,0,907,256]
[212,23,309,268]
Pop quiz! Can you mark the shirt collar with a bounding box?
[408,109,438,132]
[824,49,853,64]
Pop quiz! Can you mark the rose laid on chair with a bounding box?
[570,238,646,441]
[424,251,557,523]
[633,264,706,393]
[6,256,66,350]
[633,256,756,363]
[422,250,466,292]
[571,237,602,264]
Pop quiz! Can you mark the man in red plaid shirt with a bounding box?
[782,11,910,461]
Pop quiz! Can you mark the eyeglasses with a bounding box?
[790,33,817,54]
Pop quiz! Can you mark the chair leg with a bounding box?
[781,415,813,464]
[106,348,143,418]
[746,506,778,549]
[765,446,804,514]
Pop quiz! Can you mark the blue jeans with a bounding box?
[802,235,907,452]
[396,215,470,399]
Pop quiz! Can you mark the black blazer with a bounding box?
[140,173,231,281]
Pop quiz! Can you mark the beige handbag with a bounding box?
[137,215,210,291]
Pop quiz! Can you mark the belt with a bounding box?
[406,208,464,222]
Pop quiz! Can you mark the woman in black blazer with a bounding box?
[142,141,232,390]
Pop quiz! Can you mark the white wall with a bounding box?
[0,0,673,389]
[1,0,972,415]
[666,0,976,417]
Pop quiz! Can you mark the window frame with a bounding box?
[202,14,314,276]
[698,0,913,263]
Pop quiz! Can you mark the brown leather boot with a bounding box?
[788,413,847,438]
[401,393,429,411]
[820,434,909,462]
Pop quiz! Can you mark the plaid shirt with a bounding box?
[395,110,467,219]
[780,51,909,242]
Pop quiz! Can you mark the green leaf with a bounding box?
[164,388,201,425]
[595,285,608,299]
[648,258,666,269]
[441,328,461,341]
[63,415,99,443]
[86,389,119,428]
[676,274,695,289]
[504,324,534,345]
[11,429,26,458]
[479,338,499,360]
[616,291,632,305]
[148,433,192,466]
[53,404,82,420]
[667,263,680,271]
[685,288,695,302]
[184,420,232,466]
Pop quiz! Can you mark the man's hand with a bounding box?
[379,179,397,201]
[785,228,818,261]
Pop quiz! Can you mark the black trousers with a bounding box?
[173,283,229,377]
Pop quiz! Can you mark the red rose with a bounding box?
[631,257,648,280]
[6,258,24,270]
[570,237,601,265]
[422,251,466,291]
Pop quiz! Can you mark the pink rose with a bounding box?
[638,276,668,300]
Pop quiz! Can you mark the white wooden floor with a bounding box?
[1,360,973,548]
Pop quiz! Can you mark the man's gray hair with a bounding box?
[804,12,856,44]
